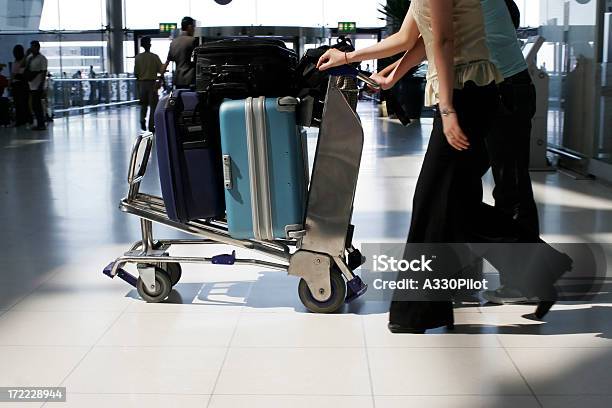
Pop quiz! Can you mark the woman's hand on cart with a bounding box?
[367,72,394,93]
[317,49,349,71]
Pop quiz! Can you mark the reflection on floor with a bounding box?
[1,104,611,408]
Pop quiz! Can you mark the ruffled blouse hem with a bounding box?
[424,60,504,106]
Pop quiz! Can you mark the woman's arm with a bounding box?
[370,38,426,90]
[317,10,420,70]
[386,37,426,88]
[430,0,469,150]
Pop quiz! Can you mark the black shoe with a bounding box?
[388,322,455,334]
[482,285,539,305]
[140,121,147,131]
[533,286,558,320]
[388,323,426,334]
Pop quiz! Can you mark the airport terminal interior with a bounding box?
[1,0,612,407]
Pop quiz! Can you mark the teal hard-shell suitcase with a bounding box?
[219,96,308,240]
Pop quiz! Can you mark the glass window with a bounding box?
[257,0,324,27]
[190,0,257,27]
[40,0,106,30]
[124,0,189,29]
[324,0,384,28]
[40,41,107,77]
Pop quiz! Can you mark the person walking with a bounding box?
[161,16,197,89]
[134,36,163,132]
[10,45,32,127]
[371,0,544,305]
[317,0,571,333]
[25,41,48,131]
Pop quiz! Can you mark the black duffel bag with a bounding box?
[195,37,297,98]
[295,37,357,127]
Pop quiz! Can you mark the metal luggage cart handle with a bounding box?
[127,131,154,201]
[328,65,381,90]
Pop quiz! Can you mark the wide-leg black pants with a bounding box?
[389,82,565,329]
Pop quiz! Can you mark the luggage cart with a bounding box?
[103,69,378,313]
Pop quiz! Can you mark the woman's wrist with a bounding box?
[345,51,356,64]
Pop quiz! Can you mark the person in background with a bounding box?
[161,16,197,89]
[134,36,163,132]
[10,45,31,127]
[0,64,10,126]
[88,65,98,104]
[71,70,83,107]
[25,41,48,131]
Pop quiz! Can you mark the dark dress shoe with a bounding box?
[388,323,426,334]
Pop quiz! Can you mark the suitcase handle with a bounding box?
[210,82,250,92]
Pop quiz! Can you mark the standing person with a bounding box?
[161,16,197,89]
[317,0,571,333]
[10,45,32,127]
[71,70,83,107]
[88,65,98,105]
[0,64,9,126]
[134,36,163,132]
[25,40,48,131]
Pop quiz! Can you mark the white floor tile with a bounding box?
[506,347,612,395]
[0,311,121,346]
[0,281,41,310]
[11,280,132,312]
[62,346,226,394]
[208,395,373,408]
[214,347,371,395]
[97,312,238,347]
[368,348,530,396]
[57,394,208,407]
[363,314,501,348]
[0,346,89,387]
[242,273,312,313]
[231,313,364,347]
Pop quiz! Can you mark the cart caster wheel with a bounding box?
[137,268,172,303]
[165,263,182,286]
[298,269,346,314]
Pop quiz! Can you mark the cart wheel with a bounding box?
[298,268,346,314]
[166,263,182,286]
[137,268,172,303]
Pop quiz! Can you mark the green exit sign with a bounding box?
[338,21,357,34]
[159,23,177,33]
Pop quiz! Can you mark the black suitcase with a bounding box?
[195,37,297,98]
[295,38,356,127]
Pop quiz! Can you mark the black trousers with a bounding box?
[138,80,159,131]
[12,81,32,126]
[389,82,565,329]
[487,70,540,235]
[30,89,45,128]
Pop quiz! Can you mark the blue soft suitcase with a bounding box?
[219,96,308,240]
[154,90,225,223]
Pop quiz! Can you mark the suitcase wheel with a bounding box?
[137,267,173,303]
[164,263,182,287]
[298,267,346,314]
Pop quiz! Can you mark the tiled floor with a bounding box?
[1,104,611,408]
